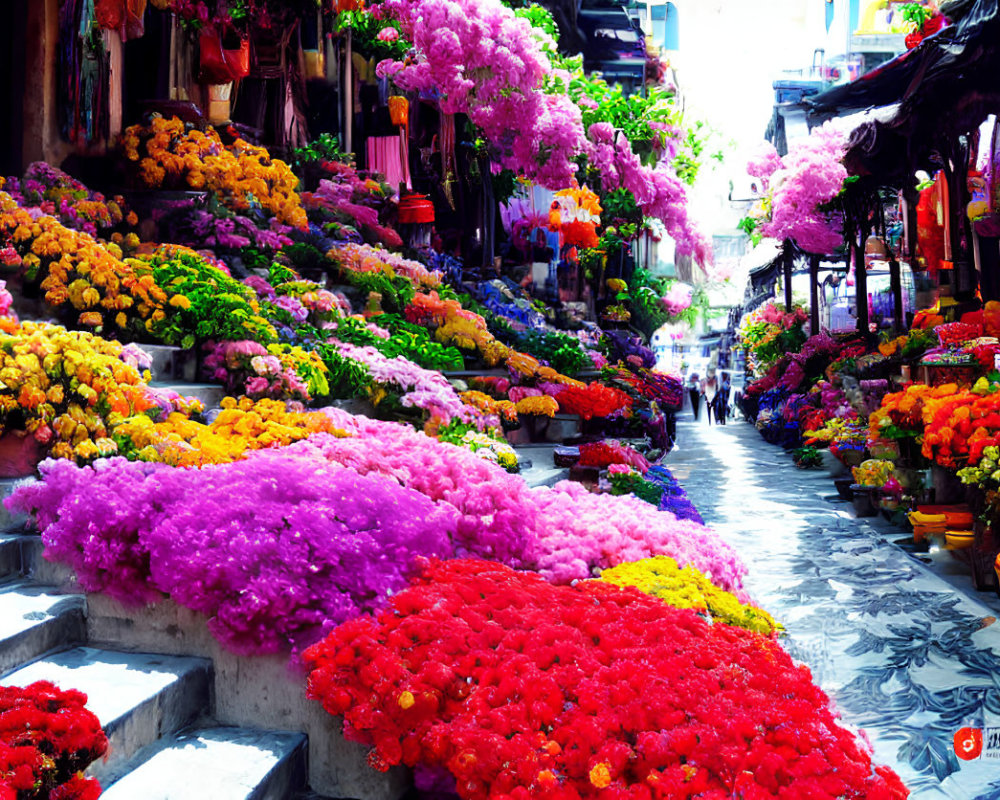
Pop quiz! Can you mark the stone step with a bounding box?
[0,646,212,785]
[17,534,76,587]
[149,382,227,411]
[139,344,199,383]
[0,535,22,579]
[100,726,308,800]
[0,580,85,674]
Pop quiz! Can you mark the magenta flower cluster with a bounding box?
[377,0,587,188]
[10,410,748,654]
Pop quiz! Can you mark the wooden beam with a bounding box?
[809,254,820,335]
[855,232,869,335]
[783,241,793,312]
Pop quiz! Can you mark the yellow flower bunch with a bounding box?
[514,395,559,417]
[116,396,347,467]
[0,322,157,462]
[122,117,307,229]
[598,556,781,635]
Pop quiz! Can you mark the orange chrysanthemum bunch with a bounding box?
[122,116,307,228]
[921,386,1000,467]
[114,396,347,467]
[868,383,957,443]
[459,390,516,424]
[0,191,168,333]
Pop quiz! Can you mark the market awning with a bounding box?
[807,0,1000,180]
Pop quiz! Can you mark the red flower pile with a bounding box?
[578,440,650,473]
[935,321,982,348]
[554,383,633,420]
[0,681,108,800]
[305,559,908,800]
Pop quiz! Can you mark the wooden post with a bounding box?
[783,241,793,312]
[809,254,820,335]
[855,232,869,335]
[343,29,353,156]
[888,252,903,333]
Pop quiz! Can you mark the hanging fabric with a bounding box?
[60,0,111,145]
[366,136,410,190]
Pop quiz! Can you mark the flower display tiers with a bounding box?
[0,352,401,800]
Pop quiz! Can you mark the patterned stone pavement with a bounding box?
[665,419,1000,799]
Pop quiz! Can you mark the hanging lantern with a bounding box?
[388,96,409,127]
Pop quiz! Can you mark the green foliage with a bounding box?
[608,470,665,506]
[335,10,410,62]
[139,252,276,347]
[792,446,823,469]
[737,216,763,247]
[291,134,352,171]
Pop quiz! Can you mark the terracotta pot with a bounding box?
[0,430,43,479]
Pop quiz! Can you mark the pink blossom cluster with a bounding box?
[326,338,485,426]
[586,124,712,268]
[660,282,693,316]
[377,0,587,188]
[759,124,848,255]
[314,409,747,591]
[746,142,783,183]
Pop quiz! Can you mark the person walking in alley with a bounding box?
[702,369,718,425]
[715,371,731,425]
[687,373,701,421]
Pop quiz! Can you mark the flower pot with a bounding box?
[833,477,854,500]
[822,449,848,477]
[850,485,879,517]
[0,430,43,478]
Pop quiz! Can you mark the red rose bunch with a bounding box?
[305,559,908,800]
[0,681,107,800]
[554,382,633,420]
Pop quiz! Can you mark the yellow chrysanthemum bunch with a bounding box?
[123,117,307,229]
[459,390,516,423]
[598,556,781,635]
[514,395,559,418]
[0,322,156,463]
[115,396,347,467]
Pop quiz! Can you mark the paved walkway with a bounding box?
[666,419,1000,800]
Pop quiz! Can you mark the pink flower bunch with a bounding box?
[760,124,848,255]
[377,0,587,188]
[334,243,442,290]
[746,142,783,183]
[326,338,485,426]
[204,341,311,403]
[660,282,693,316]
[314,410,747,591]
[584,125,711,269]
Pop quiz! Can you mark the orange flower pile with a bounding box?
[0,191,168,332]
[122,117,307,229]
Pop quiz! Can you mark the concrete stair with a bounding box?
[0,521,315,799]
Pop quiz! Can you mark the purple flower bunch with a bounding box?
[10,452,459,654]
[204,340,312,402]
